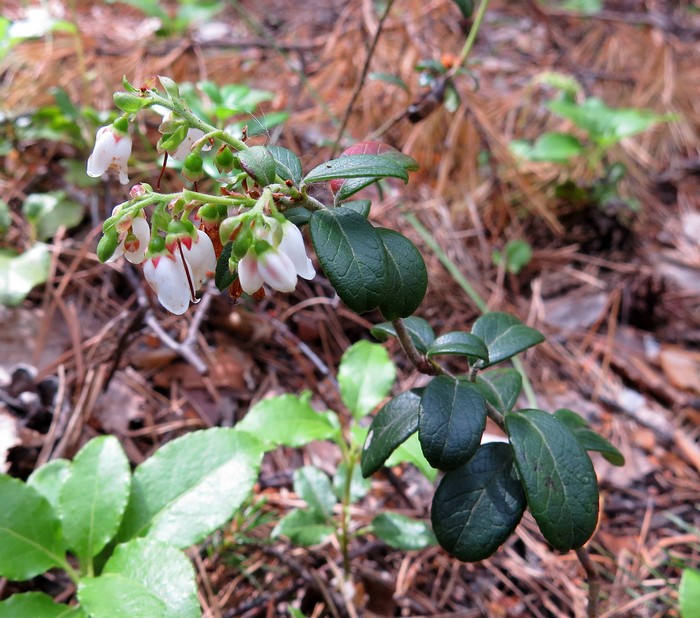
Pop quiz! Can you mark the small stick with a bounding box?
[575,546,600,618]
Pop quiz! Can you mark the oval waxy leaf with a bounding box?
[471,312,544,367]
[431,443,526,562]
[271,509,335,547]
[370,316,436,354]
[237,146,277,186]
[338,340,396,419]
[78,538,199,618]
[0,592,86,617]
[267,145,302,185]
[362,389,421,478]
[553,409,625,466]
[341,199,371,218]
[117,428,262,548]
[59,436,131,561]
[310,207,388,314]
[418,376,487,471]
[0,475,65,580]
[475,368,523,414]
[27,458,70,513]
[505,409,599,552]
[293,466,336,521]
[376,228,428,321]
[372,512,436,550]
[304,154,408,185]
[426,331,489,361]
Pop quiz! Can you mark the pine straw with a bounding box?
[2,0,699,616]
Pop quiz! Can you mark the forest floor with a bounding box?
[1,0,699,616]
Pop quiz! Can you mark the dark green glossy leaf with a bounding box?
[426,331,489,361]
[505,409,599,552]
[471,312,544,367]
[303,154,408,185]
[283,208,311,226]
[309,207,388,313]
[376,228,428,321]
[293,466,336,521]
[431,443,526,562]
[370,317,435,354]
[419,377,486,471]
[238,146,277,186]
[372,513,436,550]
[272,509,335,547]
[214,242,236,291]
[553,409,625,466]
[361,389,421,478]
[341,199,371,218]
[335,176,381,202]
[452,0,474,18]
[475,369,522,414]
[267,145,302,185]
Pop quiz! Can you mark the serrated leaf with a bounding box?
[238,146,277,186]
[58,436,131,561]
[293,466,336,521]
[361,389,421,477]
[214,242,236,291]
[376,228,427,321]
[431,443,526,562]
[78,538,199,618]
[553,409,625,466]
[425,331,489,361]
[310,207,389,314]
[0,592,85,617]
[680,568,700,618]
[333,462,371,502]
[267,145,302,185]
[237,394,338,449]
[419,377,486,471]
[272,509,335,546]
[338,340,396,419]
[474,369,522,414]
[0,475,65,580]
[505,409,599,552]
[117,428,262,548]
[0,244,51,306]
[471,312,544,367]
[370,317,436,354]
[372,512,436,550]
[27,459,70,513]
[385,432,437,481]
[303,154,408,185]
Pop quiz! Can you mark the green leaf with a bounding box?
[370,317,436,354]
[362,389,421,478]
[283,208,311,226]
[369,72,409,92]
[509,132,584,164]
[214,242,236,291]
[117,428,263,548]
[333,462,371,503]
[78,538,199,618]
[0,244,51,306]
[27,459,70,512]
[22,191,83,242]
[272,509,335,546]
[425,331,489,361]
[303,154,409,185]
[0,200,11,235]
[553,409,625,466]
[237,146,277,186]
[471,312,544,367]
[341,199,371,218]
[431,443,526,562]
[452,0,474,19]
[680,568,700,618]
[237,394,337,449]
[372,513,436,550]
[0,592,85,617]
[158,75,181,100]
[293,466,336,521]
[505,409,599,551]
[376,228,428,321]
[58,436,131,561]
[338,340,396,419]
[475,369,522,414]
[385,432,437,481]
[267,145,302,185]
[310,207,389,314]
[492,240,533,275]
[0,475,65,580]
[418,377,487,471]
[334,176,382,202]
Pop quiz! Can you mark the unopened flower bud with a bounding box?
[182,152,204,182]
[130,184,146,199]
[232,224,254,259]
[215,147,235,172]
[97,228,119,263]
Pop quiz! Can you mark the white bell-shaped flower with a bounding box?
[87,124,132,185]
[180,229,217,289]
[107,216,150,264]
[237,221,315,295]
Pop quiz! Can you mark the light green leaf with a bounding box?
[27,459,71,513]
[385,432,437,481]
[22,191,84,242]
[293,466,336,521]
[333,462,371,503]
[680,568,700,618]
[59,436,131,561]
[372,512,436,550]
[272,509,335,546]
[510,132,584,164]
[117,428,262,548]
[78,538,199,618]
[338,340,396,419]
[237,394,338,449]
[0,243,51,306]
[0,592,85,617]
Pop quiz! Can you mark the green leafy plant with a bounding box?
[680,568,700,618]
[0,430,263,617]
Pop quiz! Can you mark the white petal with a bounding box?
[123,217,150,264]
[258,250,297,293]
[237,253,264,294]
[181,230,216,287]
[279,222,315,280]
[170,128,205,161]
[143,254,192,315]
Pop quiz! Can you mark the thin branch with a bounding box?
[575,546,600,618]
[391,318,443,376]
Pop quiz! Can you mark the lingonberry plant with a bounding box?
[0,69,624,617]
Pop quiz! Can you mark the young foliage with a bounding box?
[371,512,436,550]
